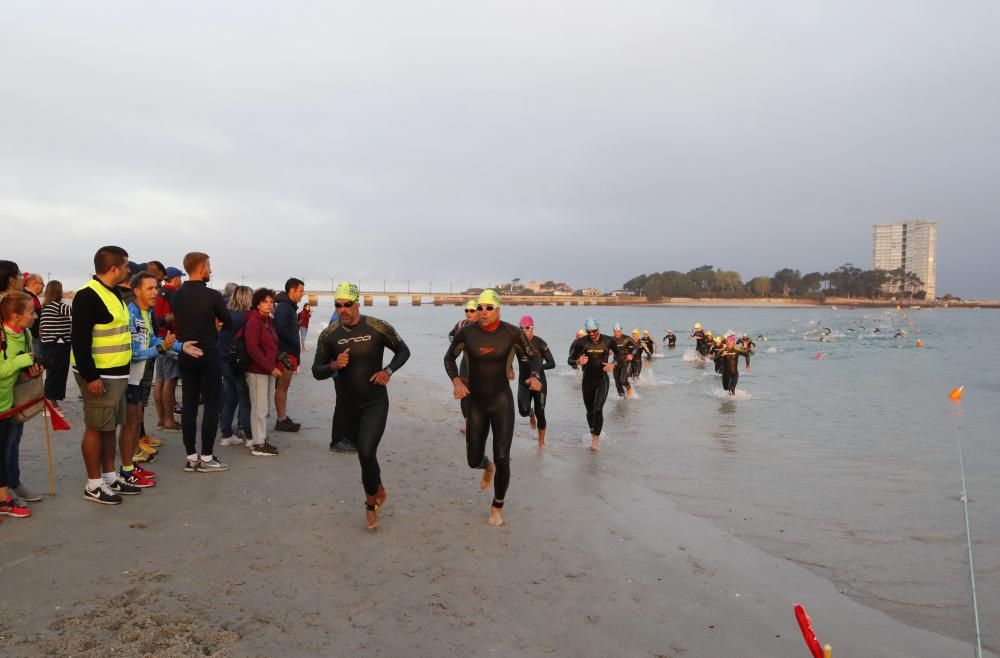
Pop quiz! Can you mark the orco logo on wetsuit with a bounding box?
[338,335,372,345]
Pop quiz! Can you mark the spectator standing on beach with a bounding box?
[219,285,253,447]
[171,252,231,472]
[313,282,410,530]
[244,288,282,456]
[39,280,73,409]
[72,246,140,505]
[22,273,43,339]
[152,266,183,432]
[297,303,312,352]
[272,278,304,433]
[0,292,44,518]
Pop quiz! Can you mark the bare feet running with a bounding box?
[591,435,600,452]
[480,460,495,491]
[537,428,546,447]
[366,498,380,531]
[488,501,504,527]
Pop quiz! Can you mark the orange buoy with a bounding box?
[916,340,923,347]
[949,386,964,401]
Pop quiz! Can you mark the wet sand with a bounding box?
[0,368,990,658]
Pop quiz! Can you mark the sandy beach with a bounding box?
[0,364,991,658]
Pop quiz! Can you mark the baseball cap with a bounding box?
[165,266,185,279]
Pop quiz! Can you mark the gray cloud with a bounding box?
[2,1,997,297]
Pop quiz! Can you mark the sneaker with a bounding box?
[274,417,301,432]
[14,484,42,502]
[219,436,243,447]
[110,476,143,495]
[244,439,253,448]
[0,497,31,517]
[133,464,157,479]
[234,427,247,441]
[184,458,198,472]
[196,457,229,473]
[134,450,156,464]
[83,483,122,505]
[331,439,357,453]
[173,403,183,415]
[141,435,163,447]
[120,470,156,488]
[250,442,279,456]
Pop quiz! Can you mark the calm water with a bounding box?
[312,302,999,648]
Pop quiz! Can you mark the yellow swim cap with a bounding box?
[714,336,723,344]
[465,299,477,311]
[631,328,640,335]
[334,281,360,302]
[477,289,501,308]
[694,323,702,329]
[705,330,713,336]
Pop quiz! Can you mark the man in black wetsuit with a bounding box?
[663,330,677,348]
[691,323,708,356]
[448,300,479,431]
[710,335,724,374]
[567,318,621,452]
[737,333,755,372]
[444,290,542,527]
[641,330,656,357]
[312,282,410,531]
[631,328,654,380]
[611,324,639,398]
[718,334,748,396]
[515,316,556,447]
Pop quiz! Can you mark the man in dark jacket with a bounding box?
[273,277,304,432]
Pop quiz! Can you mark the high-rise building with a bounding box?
[872,220,937,298]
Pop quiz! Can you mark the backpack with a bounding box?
[229,325,251,376]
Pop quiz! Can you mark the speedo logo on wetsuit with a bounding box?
[338,335,373,345]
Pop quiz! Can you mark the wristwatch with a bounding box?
[384,366,394,377]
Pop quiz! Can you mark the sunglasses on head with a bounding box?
[335,301,355,309]
[477,305,496,311]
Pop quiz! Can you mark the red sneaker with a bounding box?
[133,464,157,479]
[120,471,156,488]
[0,497,31,518]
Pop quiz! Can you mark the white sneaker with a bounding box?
[244,439,253,448]
[219,436,243,447]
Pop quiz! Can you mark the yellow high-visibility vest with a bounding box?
[71,279,131,370]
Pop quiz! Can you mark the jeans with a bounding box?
[5,421,24,489]
[220,362,251,439]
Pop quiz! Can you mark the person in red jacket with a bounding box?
[297,303,312,352]
[243,288,283,456]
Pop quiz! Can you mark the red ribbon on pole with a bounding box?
[794,604,825,658]
[0,397,72,430]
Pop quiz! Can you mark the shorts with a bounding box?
[75,373,127,431]
[154,352,179,380]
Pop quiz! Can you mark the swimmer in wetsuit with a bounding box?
[663,330,677,348]
[718,334,748,396]
[710,335,724,373]
[448,300,479,431]
[737,333,755,371]
[515,316,556,447]
[312,282,411,530]
[611,324,640,398]
[630,329,651,380]
[691,323,707,356]
[445,290,542,527]
[641,330,656,358]
[567,318,621,452]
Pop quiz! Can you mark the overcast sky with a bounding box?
[2,1,998,297]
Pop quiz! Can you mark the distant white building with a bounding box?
[581,288,602,297]
[609,289,635,297]
[872,220,937,297]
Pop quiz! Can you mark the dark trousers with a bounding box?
[0,418,10,489]
[43,342,71,401]
[179,351,222,456]
[220,362,251,438]
[5,422,23,489]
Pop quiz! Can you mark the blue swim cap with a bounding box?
[585,317,599,331]
[613,323,622,331]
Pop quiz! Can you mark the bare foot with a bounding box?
[529,412,537,430]
[537,429,546,448]
[591,435,600,452]
[626,388,634,399]
[488,506,504,527]
[375,484,387,508]
[480,461,495,491]
[366,507,379,530]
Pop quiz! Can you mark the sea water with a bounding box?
[312,302,999,649]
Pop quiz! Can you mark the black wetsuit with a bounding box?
[516,335,556,430]
[312,316,410,496]
[663,332,677,348]
[444,321,541,504]
[737,338,755,367]
[567,334,621,436]
[612,335,640,396]
[719,345,747,394]
[448,319,474,419]
[691,329,708,356]
[710,342,724,373]
[632,337,654,379]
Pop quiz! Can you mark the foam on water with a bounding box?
[710,387,752,400]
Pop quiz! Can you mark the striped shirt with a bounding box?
[39,301,73,343]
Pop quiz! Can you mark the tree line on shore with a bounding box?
[623,264,936,300]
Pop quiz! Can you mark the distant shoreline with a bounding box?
[303,291,1000,309]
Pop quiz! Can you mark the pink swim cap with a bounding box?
[519,315,534,328]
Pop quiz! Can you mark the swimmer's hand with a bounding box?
[602,362,614,373]
[576,355,589,366]
[331,348,350,370]
[526,376,542,392]
[452,377,469,399]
